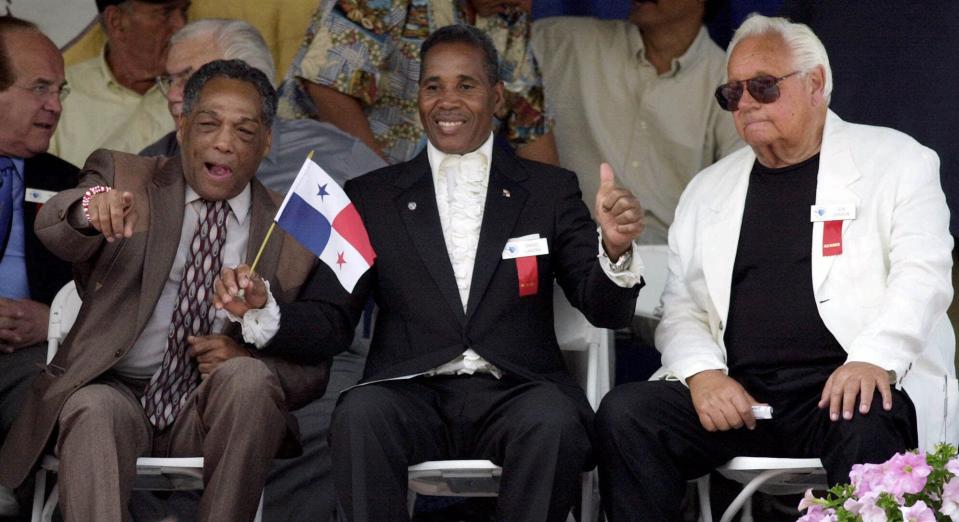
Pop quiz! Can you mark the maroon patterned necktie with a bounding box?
[142,199,228,430]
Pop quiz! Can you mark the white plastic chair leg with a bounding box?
[580,471,597,522]
[696,475,713,522]
[254,491,264,522]
[40,487,57,522]
[407,490,416,518]
[740,496,753,522]
[719,469,789,522]
[31,468,46,522]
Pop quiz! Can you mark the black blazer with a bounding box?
[344,146,641,388]
[12,153,78,305]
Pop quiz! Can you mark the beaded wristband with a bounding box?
[81,185,112,223]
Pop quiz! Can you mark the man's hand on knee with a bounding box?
[687,370,759,432]
[818,362,893,421]
[188,335,251,378]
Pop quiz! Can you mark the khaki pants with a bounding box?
[55,357,286,522]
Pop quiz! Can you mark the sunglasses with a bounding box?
[714,71,801,111]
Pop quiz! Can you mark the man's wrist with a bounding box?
[601,239,630,262]
[606,247,633,273]
[687,369,725,385]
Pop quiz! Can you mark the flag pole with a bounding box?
[248,150,314,274]
[248,223,275,274]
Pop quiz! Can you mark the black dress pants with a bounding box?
[330,374,593,522]
[594,367,917,522]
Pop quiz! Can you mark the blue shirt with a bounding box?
[0,157,30,299]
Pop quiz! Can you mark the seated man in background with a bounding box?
[277,0,559,165]
[532,0,743,385]
[0,60,362,521]
[0,16,78,518]
[595,14,956,522]
[141,18,385,522]
[49,0,188,167]
[143,18,385,192]
[532,0,740,244]
[331,25,644,522]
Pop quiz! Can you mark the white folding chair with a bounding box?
[633,244,669,320]
[696,457,827,522]
[406,283,611,522]
[629,247,829,521]
[32,281,264,522]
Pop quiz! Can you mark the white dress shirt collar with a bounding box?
[426,133,495,181]
[184,183,252,226]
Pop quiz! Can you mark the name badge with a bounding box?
[502,237,549,259]
[810,204,856,222]
[503,235,546,297]
[811,204,855,256]
[25,188,57,204]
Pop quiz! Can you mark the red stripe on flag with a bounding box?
[332,204,376,266]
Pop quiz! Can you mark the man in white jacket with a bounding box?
[595,14,956,522]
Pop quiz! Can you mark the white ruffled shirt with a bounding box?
[423,134,644,379]
[427,134,503,378]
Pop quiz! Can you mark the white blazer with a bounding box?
[653,111,957,451]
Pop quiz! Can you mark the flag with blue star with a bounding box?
[274,158,375,292]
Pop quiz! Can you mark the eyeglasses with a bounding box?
[714,71,801,111]
[155,69,192,95]
[13,82,70,102]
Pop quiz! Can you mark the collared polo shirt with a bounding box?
[50,45,173,168]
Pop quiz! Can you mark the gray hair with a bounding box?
[170,18,276,84]
[727,14,832,104]
[420,24,500,86]
[182,59,277,126]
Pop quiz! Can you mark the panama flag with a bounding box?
[274,158,375,293]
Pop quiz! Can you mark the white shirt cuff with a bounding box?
[597,229,644,288]
[225,279,281,349]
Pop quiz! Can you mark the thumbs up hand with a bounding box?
[594,163,644,260]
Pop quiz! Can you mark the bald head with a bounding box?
[0,16,41,90]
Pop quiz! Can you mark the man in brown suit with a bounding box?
[0,59,361,521]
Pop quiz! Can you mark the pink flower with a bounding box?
[900,500,936,522]
[947,457,959,476]
[811,445,959,521]
[850,462,887,497]
[798,489,821,511]
[883,452,932,496]
[797,505,837,522]
[859,499,888,522]
[843,491,887,522]
[940,476,959,521]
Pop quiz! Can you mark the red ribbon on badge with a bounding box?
[822,220,843,256]
[516,256,538,296]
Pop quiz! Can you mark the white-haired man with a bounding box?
[142,18,385,193]
[595,14,956,521]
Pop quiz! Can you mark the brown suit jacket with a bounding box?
[0,150,362,489]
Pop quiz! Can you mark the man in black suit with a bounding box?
[0,16,78,517]
[331,25,645,521]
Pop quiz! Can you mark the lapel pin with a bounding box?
[408,201,417,211]
[502,189,511,198]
